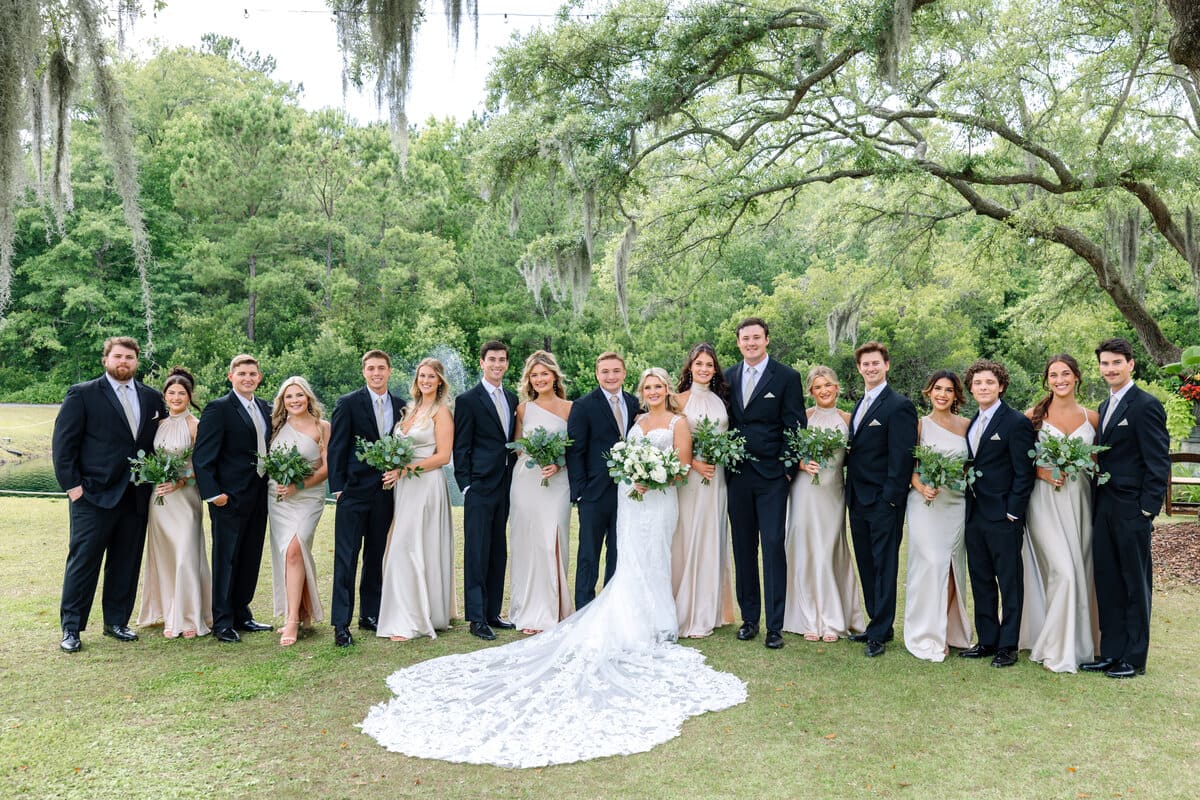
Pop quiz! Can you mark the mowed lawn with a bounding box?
[1,495,1198,800]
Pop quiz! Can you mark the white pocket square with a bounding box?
[764,392,776,399]
[990,433,1001,440]
[1117,418,1129,427]
[868,419,882,427]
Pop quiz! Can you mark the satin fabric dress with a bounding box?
[672,382,736,637]
[137,413,213,637]
[267,422,326,623]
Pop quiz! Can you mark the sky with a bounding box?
[126,0,568,124]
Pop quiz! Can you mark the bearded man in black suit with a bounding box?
[53,336,166,652]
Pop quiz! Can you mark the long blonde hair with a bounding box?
[270,376,324,438]
[518,350,567,402]
[403,358,452,422]
[636,367,681,414]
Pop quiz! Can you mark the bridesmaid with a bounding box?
[904,370,972,662]
[672,343,736,638]
[783,366,864,641]
[377,358,456,641]
[267,376,330,647]
[137,367,213,639]
[508,350,574,635]
[1019,354,1100,672]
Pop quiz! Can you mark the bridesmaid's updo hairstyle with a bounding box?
[676,342,731,407]
[806,365,840,395]
[404,357,452,421]
[920,370,965,414]
[1029,353,1082,431]
[162,367,200,410]
[518,350,568,403]
[270,376,325,437]
[636,367,682,414]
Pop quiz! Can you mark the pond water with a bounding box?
[0,457,464,505]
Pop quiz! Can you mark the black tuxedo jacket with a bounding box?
[1096,384,1170,515]
[844,385,918,507]
[327,387,407,497]
[52,376,166,509]
[725,357,805,482]
[566,387,640,503]
[965,400,1036,522]
[453,382,519,496]
[193,391,273,507]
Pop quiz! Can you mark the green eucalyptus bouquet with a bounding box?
[912,445,980,506]
[356,433,423,487]
[690,417,753,484]
[781,425,847,486]
[506,427,573,487]
[128,447,193,506]
[1029,436,1110,491]
[263,444,315,501]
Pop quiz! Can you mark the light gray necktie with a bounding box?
[743,366,757,405]
[609,394,623,432]
[248,401,266,476]
[969,412,987,454]
[1102,396,1118,433]
[117,384,137,436]
[375,395,388,437]
[492,388,508,437]
[853,392,873,433]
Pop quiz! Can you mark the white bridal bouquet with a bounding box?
[605,439,690,502]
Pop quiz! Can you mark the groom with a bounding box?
[566,351,640,609]
[725,318,804,649]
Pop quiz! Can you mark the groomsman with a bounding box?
[453,341,519,640]
[1080,338,1169,678]
[52,336,166,652]
[193,354,274,644]
[844,342,917,657]
[959,358,1035,668]
[725,318,804,649]
[566,352,640,609]
[326,350,406,647]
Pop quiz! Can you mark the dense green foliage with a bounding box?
[3,2,1199,419]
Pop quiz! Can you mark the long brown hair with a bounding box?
[1029,354,1082,431]
[404,358,452,421]
[676,342,731,407]
[518,350,568,403]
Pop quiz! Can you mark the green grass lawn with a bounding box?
[2,496,1198,800]
[0,404,58,462]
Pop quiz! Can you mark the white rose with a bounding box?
[650,466,667,484]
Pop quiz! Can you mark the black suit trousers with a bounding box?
[60,486,146,631]
[575,497,619,609]
[1091,496,1152,667]
[209,481,269,630]
[847,498,905,641]
[330,489,393,626]
[964,514,1024,649]
[726,473,788,632]
[463,489,509,622]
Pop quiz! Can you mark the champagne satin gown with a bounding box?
[1019,418,1099,672]
[508,402,573,631]
[267,422,326,623]
[376,415,456,639]
[903,416,972,661]
[137,413,213,637]
[782,405,864,639]
[672,382,735,637]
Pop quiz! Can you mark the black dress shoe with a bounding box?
[214,627,241,643]
[959,643,996,659]
[357,616,378,632]
[1104,660,1144,679]
[991,648,1017,668]
[236,619,273,633]
[736,622,759,641]
[848,632,869,643]
[102,624,138,642]
[470,621,496,641]
[488,617,517,630]
[61,630,81,653]
[865,640,886,657]
[334,626,354,647]
[1079,657,1116,672]
[764,630,784,649]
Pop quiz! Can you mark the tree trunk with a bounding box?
[247,253,256,342]
[324,231,333,309]
[1167,0,1200,77]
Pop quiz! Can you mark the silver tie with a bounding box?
[117,384,137,436]
[743,366,757,405]
[969,413,985,454]
[492,388,508,437]
[249,401,266,477]
[1101,397,1118,433]
[376,396,388,437]
[853,393,872,434]
[610,394,623,432]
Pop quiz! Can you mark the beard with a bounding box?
[105,363,136,381]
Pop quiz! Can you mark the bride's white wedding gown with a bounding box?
[360,419,747,768]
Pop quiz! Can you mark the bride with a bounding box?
[361,367,747,768]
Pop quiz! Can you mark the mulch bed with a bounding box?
[1153,521,1200,585]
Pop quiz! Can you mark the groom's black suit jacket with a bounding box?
[327,386,407,499]
[845,385,917,509]
[1096,384,1170,515]
[566,388,640,504]
[453,382,519,497]
[964,400,1036,523]
[724,357,805,483]
[193,391,273,507]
